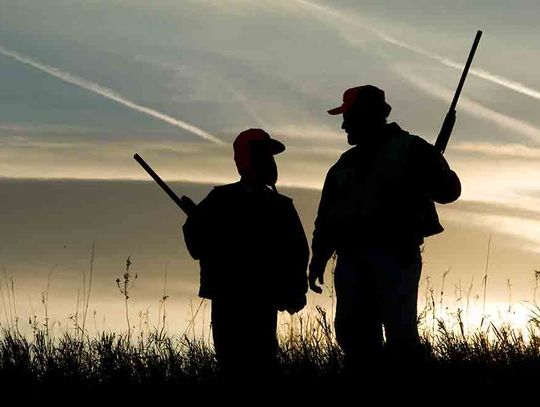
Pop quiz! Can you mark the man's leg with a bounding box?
[374,246,423,363]
[212,298,278,379]
[211,299,237,377]
[334,255,383,373]
[246,302,279,376]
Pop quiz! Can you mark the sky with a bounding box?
[1,0,540,333]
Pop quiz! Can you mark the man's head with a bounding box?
[233,128,285,186]
[328,85,391,145]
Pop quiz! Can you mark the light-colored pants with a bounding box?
[334,246,422,365]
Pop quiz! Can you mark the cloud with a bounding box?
[0,131,341,189]
[434,199,540,254]
[226,86,270,128]
[0,45,223,144]
[188,0,302,15]
[398,69,540,144]
[293,0,540,103]
[452,142,540,159]
[449,200,540,223]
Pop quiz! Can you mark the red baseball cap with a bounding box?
[233,128,285,175]
[328,85,392,117]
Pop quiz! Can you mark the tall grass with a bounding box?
[1,256,540,397]
[1,301,539,394]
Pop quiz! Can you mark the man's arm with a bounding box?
[278,201,310,314]
[309,166,338,293]
[182,189,218,260]
[413,137,461,204]
[288,203,310,295]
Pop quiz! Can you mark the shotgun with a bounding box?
[435,30,482,154]
[133,153,196,216]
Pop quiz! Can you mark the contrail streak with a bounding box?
[227,86,270,128]
[0,45,223,144]
[294,0,540,102]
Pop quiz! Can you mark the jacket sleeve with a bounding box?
[413,137,461,204]
[284,201,309,297]
[182,189,217,260]
[310,166,338,268]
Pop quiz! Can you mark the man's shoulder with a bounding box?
[212,181,242,194]
[213,182,293,204]
[409,133,433,149]
[387,122,435,156]
[387,122,420,142]
[260,186,294,205]
[333,147,359,168]
[408,133,439,160]
[203,182,243,203]
[274,190,294,205]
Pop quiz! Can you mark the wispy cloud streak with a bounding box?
[452,142,540,159]
[402,70,540,143]
[294,0,540,103]
[227,86,270,128]
[0,45,223,144]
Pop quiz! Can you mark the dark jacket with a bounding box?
[311,122,461,267]
[183,181,309,307]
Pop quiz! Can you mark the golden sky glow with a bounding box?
[1,0,540,333]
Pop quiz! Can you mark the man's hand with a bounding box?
[277,295,306,315]
[285,295,306,315]
[308,260,325,294]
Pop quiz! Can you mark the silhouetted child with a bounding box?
[183,129,309,382]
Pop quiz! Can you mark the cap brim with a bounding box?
[268,139,285,155]
[250,138,286,155]
[327,105,344,115]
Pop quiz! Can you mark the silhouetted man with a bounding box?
[183,128,309,379]
[309,86,461,374]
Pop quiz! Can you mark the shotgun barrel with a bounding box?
[133,153,196,215]
[435,30,482,154]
